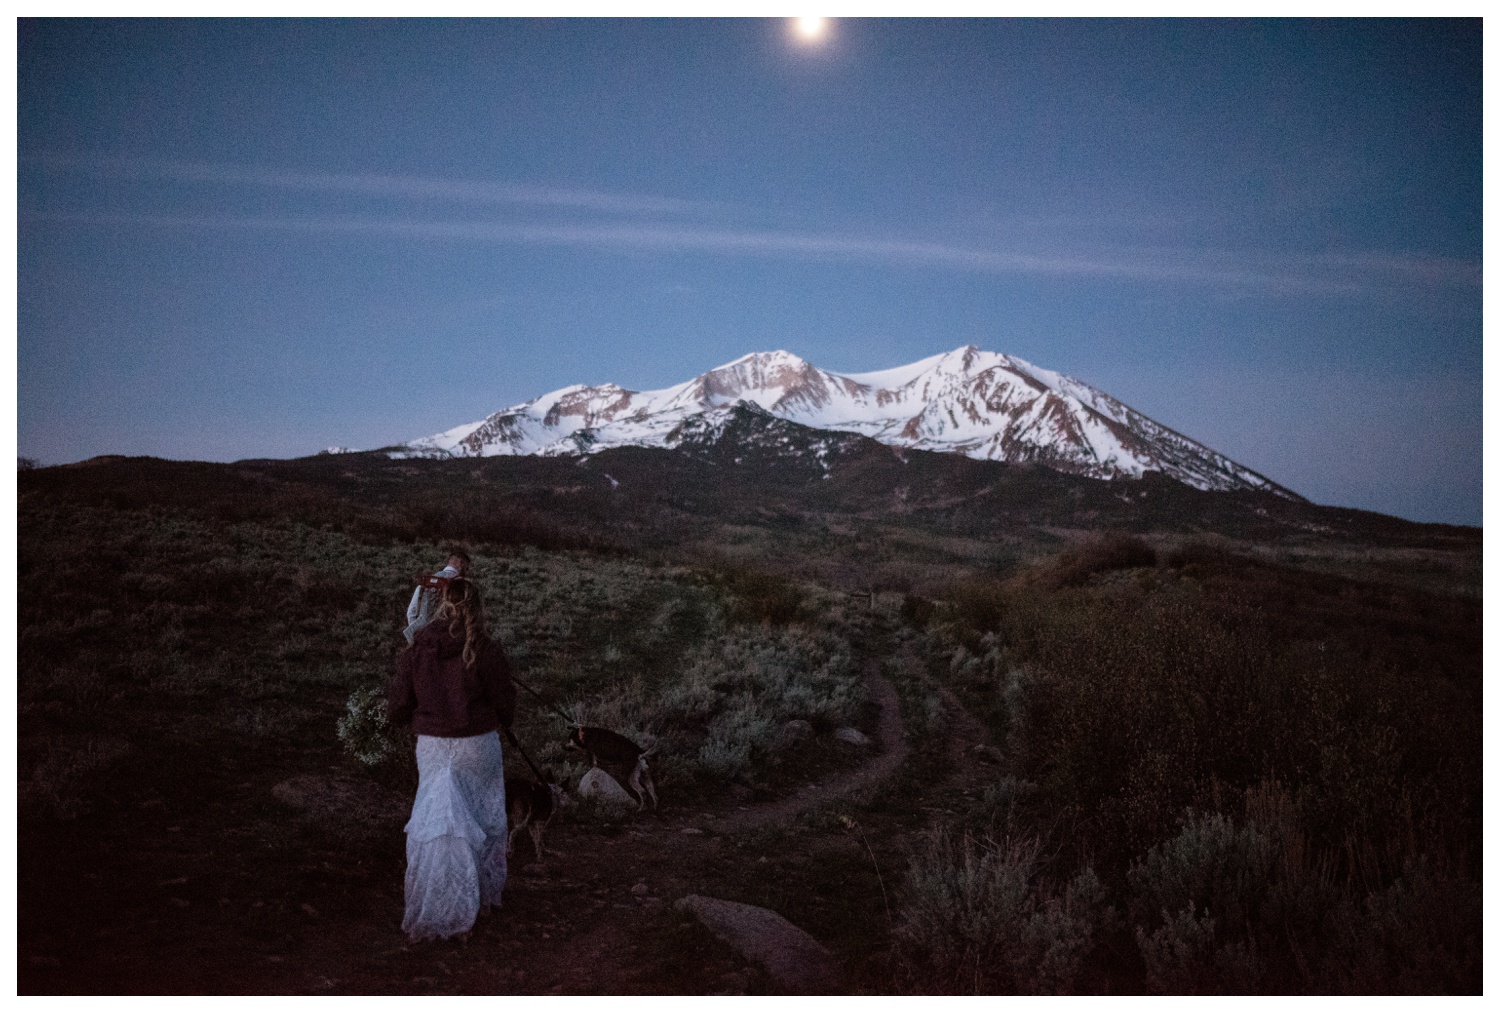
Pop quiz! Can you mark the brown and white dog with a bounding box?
[565,726,658,808]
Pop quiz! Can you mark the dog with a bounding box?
[565,726,658,808]
[505,771,562,861]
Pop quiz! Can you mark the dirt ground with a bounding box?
[18,666,985,995]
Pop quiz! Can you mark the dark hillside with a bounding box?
[16,441,1480,994]
[25,404,1477,585]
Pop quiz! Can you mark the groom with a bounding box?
[403,548,471,644]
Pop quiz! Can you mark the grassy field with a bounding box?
[16,451,1481,993]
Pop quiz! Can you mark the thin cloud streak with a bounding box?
[23,152,720,218]
[22,154,1479,293]
[20,208,1478,296]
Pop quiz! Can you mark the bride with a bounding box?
[386,576,516,940]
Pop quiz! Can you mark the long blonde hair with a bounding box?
[435,577,488,668]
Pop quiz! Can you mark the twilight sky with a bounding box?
[17,18,1482,525]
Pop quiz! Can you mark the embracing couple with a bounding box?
[387,549,517,941]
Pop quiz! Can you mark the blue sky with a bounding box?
[17,18,1482,525]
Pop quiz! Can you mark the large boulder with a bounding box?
[577,766,636,806]
[833,726,870,747]
[676,894,841,993]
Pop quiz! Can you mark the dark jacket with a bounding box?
[387,621,515,738]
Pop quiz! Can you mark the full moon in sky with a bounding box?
[792,17,829,43]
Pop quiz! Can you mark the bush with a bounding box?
[1135,902,1264,994]
[1049,533,1157,587]
[582,626,865,783]
[1124,804,1480,993]
[914,537,1482,993]
[714,565,805,625]
[1162,538,1243,571]
[698,697,775,776]
[975,775,1038,832]
[981,579,1478,869]
[896,831,1109,994]
[1128,811,1276,991]
[1319,859,1481,993]
[1128,811,1276,938]
[941,581,1009,639]
[501,615,864,794]
[900,593,936,628]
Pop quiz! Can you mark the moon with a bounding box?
[791,17,829,44]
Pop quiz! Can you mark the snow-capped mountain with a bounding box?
[395,346,1295,496]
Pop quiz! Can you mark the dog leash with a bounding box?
[502,726,547,784]
[508,672,579,726]
[503,668,574,784]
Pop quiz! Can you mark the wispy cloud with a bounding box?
[19,153,1480,296]
[1298,251,1482,290]
[21,207,1481,296]
[22,152,720,218]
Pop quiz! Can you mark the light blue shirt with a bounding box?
[403,564,460,644]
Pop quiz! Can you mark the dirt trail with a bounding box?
[490,662,914,993]
[926,674,995,784]
[902,646,1006,831]
[714,666,906,833]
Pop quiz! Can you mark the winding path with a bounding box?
[712,665,907,833]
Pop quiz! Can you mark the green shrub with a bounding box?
[1127,811,1276,991]
[1319,859,1481,993]
[1128,810,1276,937]
[697,694,777,776]
[713,565,805,625]
[1049,533,1157,587]
[1135,903,1264,994]
[562,626,863,787]
[896,831,1108,994]
[1123,802,1480,993]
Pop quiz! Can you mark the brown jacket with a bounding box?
[387,621,515,737]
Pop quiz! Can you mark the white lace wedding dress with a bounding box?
[402,732,508,941]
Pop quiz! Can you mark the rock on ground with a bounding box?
[577,766,636,806]
[833,726,870,746]
[676,894,841,993]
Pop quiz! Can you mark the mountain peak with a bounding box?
[720,349,806,368]
[393,347,1297,498]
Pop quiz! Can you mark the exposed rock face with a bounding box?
[676,894,841,993]
[396,346,1299,497]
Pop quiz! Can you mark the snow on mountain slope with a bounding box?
[395,346,1296,497]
